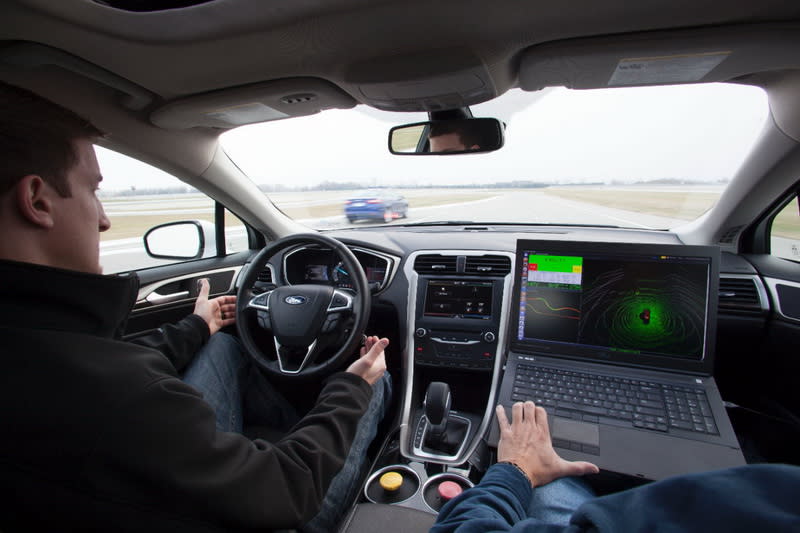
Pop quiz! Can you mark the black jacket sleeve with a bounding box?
[129,314,209,372]
[91,366,373,530]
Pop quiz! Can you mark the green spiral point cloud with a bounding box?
[602,280,703,357]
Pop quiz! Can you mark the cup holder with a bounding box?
[422,472,473,512]
[364,464,421,505]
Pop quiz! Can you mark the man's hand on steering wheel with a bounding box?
[347,336,388,385]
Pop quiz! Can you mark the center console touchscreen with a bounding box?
[423,280,493,320]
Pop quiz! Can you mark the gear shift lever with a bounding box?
[424,382,451,442]
[422,381,469,456]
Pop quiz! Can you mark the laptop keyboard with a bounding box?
[512,363,719,435]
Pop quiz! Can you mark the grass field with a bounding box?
[541,188,719,221]
[101,214,223,241]
[772,205,800,240]
[541,187,800,239]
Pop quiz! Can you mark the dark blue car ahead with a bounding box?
[344,190,409,223]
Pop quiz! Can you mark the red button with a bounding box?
[438,480,463,501]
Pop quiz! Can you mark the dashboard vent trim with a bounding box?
[257,267,273,284]
[464,255,511,276]
[718,226,745,245]
[718,276,763,315]
[414,254,458,275]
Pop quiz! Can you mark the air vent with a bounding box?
[281,94,318,105]
[414,255,458,275]
[464,255,511,276]
[719,276,763,315]
[718,226,745,244]
[257,268,273,284]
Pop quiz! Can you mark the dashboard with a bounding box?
[317,225,774,325]
[225,222,796,472]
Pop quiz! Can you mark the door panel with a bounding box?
[734,254,800,457]
[124,252,252,340]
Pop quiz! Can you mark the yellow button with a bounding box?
[379,471,403,491]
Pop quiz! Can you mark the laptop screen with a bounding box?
[510,240,720,372]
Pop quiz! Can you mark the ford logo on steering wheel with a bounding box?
[284,295,307,305]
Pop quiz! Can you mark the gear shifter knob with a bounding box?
[424,381,451,428]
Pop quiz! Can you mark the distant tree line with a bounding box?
[100,177,729,196]
[99,185,198,197]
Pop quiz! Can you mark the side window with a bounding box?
[96,146,247,274]
[770,195,800,262]
[224,209,248,254]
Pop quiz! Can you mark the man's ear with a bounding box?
[15,175,55,229]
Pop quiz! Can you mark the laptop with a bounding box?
[488,239,745,480]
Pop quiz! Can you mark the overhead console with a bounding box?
[400,251,514,466]
[346,48,499,112]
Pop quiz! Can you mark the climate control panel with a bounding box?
[413,328,497,370]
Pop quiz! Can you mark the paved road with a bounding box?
[314,190,683,229]
[411,190,681,229]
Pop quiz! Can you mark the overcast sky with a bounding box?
[97,83,769,191]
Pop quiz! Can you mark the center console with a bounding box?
[399,251,515,467]
[341,251,515,531]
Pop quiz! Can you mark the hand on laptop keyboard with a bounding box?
[495,401,599,487]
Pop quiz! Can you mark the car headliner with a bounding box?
[2,0,799,99]
[2,0,800,245]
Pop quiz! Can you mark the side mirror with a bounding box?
[388,117,504,155]
[143,220,216,260]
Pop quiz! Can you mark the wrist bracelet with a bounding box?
[498,461,535,487]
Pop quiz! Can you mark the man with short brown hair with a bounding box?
[0,81,389,532]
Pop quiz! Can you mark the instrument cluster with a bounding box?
[283,245,393,291]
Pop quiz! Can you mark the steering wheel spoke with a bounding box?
[274,339,319,374]
[245,290,274,330]
[328,289,354,312]
[246,289,272,311]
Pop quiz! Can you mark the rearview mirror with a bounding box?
[388,118,504,155]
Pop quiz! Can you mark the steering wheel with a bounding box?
[236,233,371,379]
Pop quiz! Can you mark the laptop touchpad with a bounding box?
[551,417,600,446]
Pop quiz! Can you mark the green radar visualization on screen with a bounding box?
[519,249,707,359]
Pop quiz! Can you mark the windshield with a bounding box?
[220,83,768,230]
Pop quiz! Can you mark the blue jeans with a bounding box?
[527,476,596,525]
[182,332,392,531]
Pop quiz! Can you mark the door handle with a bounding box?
[146,290,190,305]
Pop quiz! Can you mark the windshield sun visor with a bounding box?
[150,78,357,129]
[519,23,800,91]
